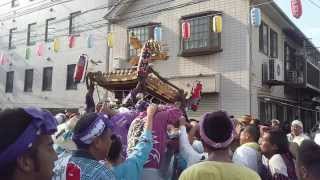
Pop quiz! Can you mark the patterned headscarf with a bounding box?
[199,111,235,149]
[0,107,57,168]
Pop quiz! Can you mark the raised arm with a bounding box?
[179,116,204,167]
[145,103,157,131]
[113,104,157,179]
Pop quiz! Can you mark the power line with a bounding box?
[0,2,110,35]
[0,0,209,48]
[306,0,320,9]
[0,22,108,49]
[0,0,73,21]
[0,0,194,38]
[0,5,110,47]
[0,1,11,8]
[124,0,210,21]
[59,3,107,36]
[250,0,274,8]
[0,0,134,23]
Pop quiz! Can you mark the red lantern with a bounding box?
[182,21,191,40]
[69,35,76,48]
[291,0,302,19]
[74,54,87,83]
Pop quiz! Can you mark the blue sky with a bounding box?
[274,0,320,49]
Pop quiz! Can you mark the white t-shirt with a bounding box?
[179,126,207,167]
[314,133,320,146]
[287,133,310,146]
[232,143,260,173]
[262,154,288,177]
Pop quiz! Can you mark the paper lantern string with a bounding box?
[0,54,10,65]
[153,26,162,42]
[36,43,44,57]
[213,16,222,33]
[182,21,191,40]
[251,8,262,27]
[53,38,60,53]
[107,32,113,48]
[291,0,303,19]
[69,35,76,48]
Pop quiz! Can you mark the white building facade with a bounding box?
[104,0,320,131]
[0,0,109,112]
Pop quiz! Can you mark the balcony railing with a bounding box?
[285,55,305,86]
[306,61,320,91]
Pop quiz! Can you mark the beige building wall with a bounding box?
[0,0,108,109]
[109,0,251,117]
[250,11,287,117]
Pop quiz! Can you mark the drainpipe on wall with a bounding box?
[103,22,112,101]
[106,22,111,74]
[103,0,113,101]
[248,0,253,115]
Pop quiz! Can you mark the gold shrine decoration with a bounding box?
[129,52,168,65]
[129,36,142,49]
[128,37,169,65]
[87,67,181,103]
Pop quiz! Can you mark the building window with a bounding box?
[259,22,269,55]
[45,18,56,42]
[284,43,305,84]
[180,11,222,57]
[11,0,19,8]
[66,64,77,90]
[24,69,33,92]
[42,67,53,91]
[259,100,272,122]
[27,23,37,46]
[69,11,81,35]
[5,71,14,93]
[128,23,160,57]
[270,29,278,58]
[276,104,284,122]
[9,28,17,49]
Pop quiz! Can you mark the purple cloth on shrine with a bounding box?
[139,105,183,169]
[110,111,139,157]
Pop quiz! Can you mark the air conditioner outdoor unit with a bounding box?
[262,59,284,84]
[269,59,284,81]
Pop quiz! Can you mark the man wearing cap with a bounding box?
[0,108,58,180]
[287,120,310,146]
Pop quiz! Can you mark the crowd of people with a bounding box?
[1,99,320,180]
